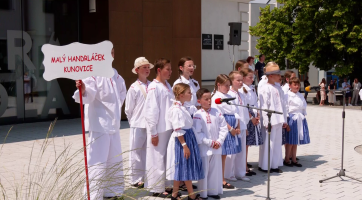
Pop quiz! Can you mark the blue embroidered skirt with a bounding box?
[222,114,242,155]
[174,128,204,181]
[282,128,287,145]
[246,108,263,146]
[286,114,311,145]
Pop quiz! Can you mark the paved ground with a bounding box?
[1,105,362,200]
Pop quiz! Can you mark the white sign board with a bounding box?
[42,41,114,81]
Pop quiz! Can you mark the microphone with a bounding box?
[305,86,320,92]
[215,97,236,104]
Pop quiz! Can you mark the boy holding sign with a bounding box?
[73,48,127,200]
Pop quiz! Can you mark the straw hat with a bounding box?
[264,62,281,75]
[132,57,154,74]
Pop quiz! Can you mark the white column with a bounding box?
[238,3,250,59]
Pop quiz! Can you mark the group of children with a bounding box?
[73,52,311,200]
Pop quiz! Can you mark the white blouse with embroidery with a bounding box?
[167,101,194,137]
[193,108,228,156]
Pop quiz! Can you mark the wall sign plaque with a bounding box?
[202,34,212,50]
[214,34,223,50]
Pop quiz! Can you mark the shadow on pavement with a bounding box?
[0,119,130,144]
[220,154,326,198]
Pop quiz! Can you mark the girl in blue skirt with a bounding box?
[240,68,262,175]
[166,83,204,200]
[211,74,241,189]
[284,77,311,167]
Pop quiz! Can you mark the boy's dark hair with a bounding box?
[196,88,210,99]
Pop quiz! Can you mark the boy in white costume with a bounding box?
[258,62,288,173]
[73,49,127,200]
[193,88,228,199]
[144,58,176,197]
[125,57,154,188]
[225,71,250,182]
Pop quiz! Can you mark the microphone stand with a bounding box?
[227,102,283,200]
[318,90,361,183]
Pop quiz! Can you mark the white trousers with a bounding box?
[85,131,124,200]
[224,130,247,179]
[129,128,147,184]
[259,124,283,170]
[197,155,223,198]
[259,125,267,168]
[145,130,172,193]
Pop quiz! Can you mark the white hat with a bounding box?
[265,62,281,75]
[132,57,154,74]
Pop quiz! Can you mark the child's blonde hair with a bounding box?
[173,83,190,100]
[228,71,243,81]
[265,62,279,77]
[212,74,231,96]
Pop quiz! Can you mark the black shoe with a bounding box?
[171,196,182,200]
[179,183,188,191]
[104,196,124,200]
[188,194,200,200]
[208,195,221,199]
[152,192,172,198]
[247,163,252,168]
[247,169,256,175]
[271,168,283,173]
[222,182,235,189]
[258,167,269,173]
[179,183,197,191]
[292,161,303,167]
[131,182,144,188]
[245,172,253,176]
[283,160,293,167]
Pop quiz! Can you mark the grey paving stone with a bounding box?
[1,106,362,199]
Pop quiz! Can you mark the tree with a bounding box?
[249,0,362,77]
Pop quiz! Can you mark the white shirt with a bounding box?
[167,101,193,137]
[193,108,228,157]
[239,84,258,107]
[286,91,307,142]
[228,89,249,131]
[259,83,287,126]
[249,64,255,71]
[359,89,362,100]
[211,91,240,126]
[257,75,268,95]
[144,79,175,137]
[125,79,151,128]
[287,91,307,115]
[282,83,290,94]
[73,68,127,134]
[173,76,200,115]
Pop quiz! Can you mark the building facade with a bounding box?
[0,0,255,125]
